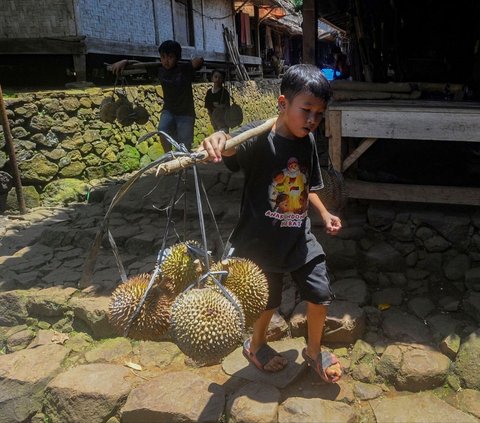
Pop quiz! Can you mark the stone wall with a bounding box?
[1,79,280,209]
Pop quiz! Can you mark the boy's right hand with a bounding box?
[201,131,231,163]
[110,59,128,76]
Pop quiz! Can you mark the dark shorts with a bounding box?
[264,255,334,309]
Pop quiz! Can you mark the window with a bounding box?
[173,0,194,46]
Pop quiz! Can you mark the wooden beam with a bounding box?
[302,0,316,64]
[345,180,480,206]
[326,110,342,171]
[342,138,377,171]
[0,37,86,55]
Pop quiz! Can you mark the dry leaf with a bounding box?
[125,361,143,371]
[51,332,69,345]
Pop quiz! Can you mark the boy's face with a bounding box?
[160,53,178,70]
[212,72,224,85]
[277,92,326,139]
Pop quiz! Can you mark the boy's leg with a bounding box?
[158,110,176,152]
[245,271,287,372]
[174,115,195,151]
[306,302,342,380]
[291,255,342,380]
[249,308,287,372]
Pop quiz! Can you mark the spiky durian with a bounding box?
[170,287,244,365]
[160,241,206,294]
[108,273,173,341]
[210,258,269,327]
[116,104,135,126]
[133,106,150,125]
[99,97,117,123]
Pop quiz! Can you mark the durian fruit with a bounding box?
[160,241,205,294]
[133,105,150,125]
[99,97,117,123]
[108,273,173,341]
[210,258,269,327]
[170,287,244,365]
[116,103,136,126]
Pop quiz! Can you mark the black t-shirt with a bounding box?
[158,62,195,116]
[204,87,231,113]
[224,121,325,272]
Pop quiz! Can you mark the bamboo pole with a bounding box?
[0,85,26,214]
[80,117,277,288]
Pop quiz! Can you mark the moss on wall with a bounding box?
[1,80,280,208]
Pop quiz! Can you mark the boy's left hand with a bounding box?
[323,212,342,235]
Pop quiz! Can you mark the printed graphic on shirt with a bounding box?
[265,157,309,227]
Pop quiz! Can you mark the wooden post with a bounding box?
[302,0,316,64]
[327,110,343,172]
[0,85,26,214]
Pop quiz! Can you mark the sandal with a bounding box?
[302,348,342,383]
[242,339,287,372]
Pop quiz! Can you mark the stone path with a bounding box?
[1,167,480,422]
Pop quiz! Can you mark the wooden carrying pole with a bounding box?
[0,85,26,214]
[80,117,276,288]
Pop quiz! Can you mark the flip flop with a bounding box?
[302,348,342,383]
[242,339,287,372]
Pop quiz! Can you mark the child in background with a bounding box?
[204,69,231,132]
[111,40,203,151]
[201,64,343,383]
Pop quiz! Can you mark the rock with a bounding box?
[454,329,480,389]
[448,389,480,419]
[267,311,289,341]
[353,381,383,400]
[227,381,281,423]
[443,254,470,281]
[371,392,477,423]
[381,309,432,343]
[0,344,70,423]
[84,338,133,363]
[377,343,451,391]
[465,267,480,291]
[0,290,29,326]
[358,241,405,272]
[136,341,182,368]
[289,301,307,338]
[70,296,117,339]
[44,363,133,423]
[407,296,435,319]
[278,397,356,423]
[439,333,461,360]
[323,300,366,344]
[372,287,404,306]
[121,371,225,423]
[331,278,369,305]
[6,185,41,210]
[463,291,480,323]
[41,178,89,206]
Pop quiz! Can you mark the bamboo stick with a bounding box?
[80,117,277,288]
[0,85,26,214]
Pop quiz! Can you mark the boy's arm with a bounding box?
[191,57,204,70]
[110,59,140,76]
[308,192,342,235]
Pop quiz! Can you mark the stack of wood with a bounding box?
[330,81,465,102]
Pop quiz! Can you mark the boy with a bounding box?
[204,69,231,132]
[201,64,343,383]
[111,40,204,151]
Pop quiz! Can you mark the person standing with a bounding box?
[111,40,204,151]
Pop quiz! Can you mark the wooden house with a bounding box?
[0,0,301,84]
[300,0,480,206]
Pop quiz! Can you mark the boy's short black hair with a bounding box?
[280,64,332,102]
[212,69,226,80]
[158,40,182,60]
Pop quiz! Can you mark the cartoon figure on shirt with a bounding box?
[284,157,307,213]
[268,171,287,209]
[266,157,309,227]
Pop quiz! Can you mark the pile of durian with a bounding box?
[99,92,149,126]
[108,241,269,365]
